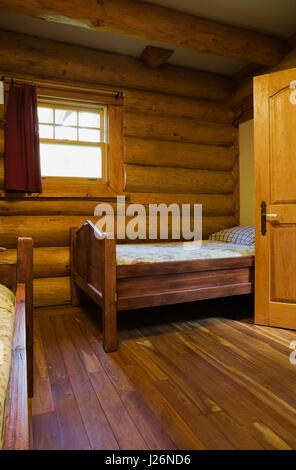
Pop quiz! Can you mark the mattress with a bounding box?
[116,240,255,266]
[0,284,15,450]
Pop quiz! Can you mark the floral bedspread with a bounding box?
[0,284,15,450]
[116,240,255,265]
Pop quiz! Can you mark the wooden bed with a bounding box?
[1,237,33,450]
[70,221,254,352]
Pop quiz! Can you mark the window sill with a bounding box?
[0,180,125,200]
[0,194,127,202]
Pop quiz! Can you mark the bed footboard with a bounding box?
[70,221,117,352]
[2,237,33,450]
[3,284,29,450]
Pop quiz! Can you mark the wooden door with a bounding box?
[254,67,296,329]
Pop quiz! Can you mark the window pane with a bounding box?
[39,124,54,139]
[79,111,100,128]
[55,126,77,141]
[55,109,77,126]
[79,128,100,143]
[38,107,53,124]
[40,143,102,178]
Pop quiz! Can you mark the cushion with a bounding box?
[209,226,255,246]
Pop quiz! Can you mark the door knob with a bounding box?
[265,213,278,218]
[261,202,278,235]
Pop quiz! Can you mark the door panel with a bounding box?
[255,67,296,329]
[270,88,296,204]
[270,224,296,303]
[269,303,296,330]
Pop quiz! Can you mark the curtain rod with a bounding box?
[0,75,124,99]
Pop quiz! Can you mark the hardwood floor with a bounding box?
[32,295,296,450]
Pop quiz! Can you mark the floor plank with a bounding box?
[51,315,120,450]
[76,312,177,450]
[37,316,91,450]
[31,320,54,416]
[32,297,296,450]
[63,314,147,450]
[32,411,63,450]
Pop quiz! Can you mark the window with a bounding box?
[37,100,107,180]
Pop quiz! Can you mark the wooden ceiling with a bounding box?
[0,0,291,69]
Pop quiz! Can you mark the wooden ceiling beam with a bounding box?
[0,0,288,66]
[0,29,233,103]
[140,46,174,68]
[233,63,267,84]
[230,34,296,125]
[233,32,296,88]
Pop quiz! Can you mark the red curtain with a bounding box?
[4,84,42,193]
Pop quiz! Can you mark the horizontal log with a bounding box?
[0,193,235,219]
[125,90,234,123]
[229,79,253,109]
[0,246,69,278]
[128,193,235,216]
[34,276,70,307]
[230,49,296,115]
[124,165,235,194]
[124,137,236,171]
[233,96,254,126]
[0,199,106,216]
[0,30,232,102]
[233,63,266,85]
[0,215,94,248]
[0,214,235,248]
[0,192,235,216]
[123,113,236,146]
[0,0,287,65]
[269,48,296,73]
[201,217,235,239]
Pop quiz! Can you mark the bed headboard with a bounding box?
[0,261,17,291]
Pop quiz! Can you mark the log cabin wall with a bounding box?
[0,30,237,307]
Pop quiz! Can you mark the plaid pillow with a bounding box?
[209,226,255,246]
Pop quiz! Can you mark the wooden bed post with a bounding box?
[102,236,117,353]
[16,238,33,398]
[70,227,84,307]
